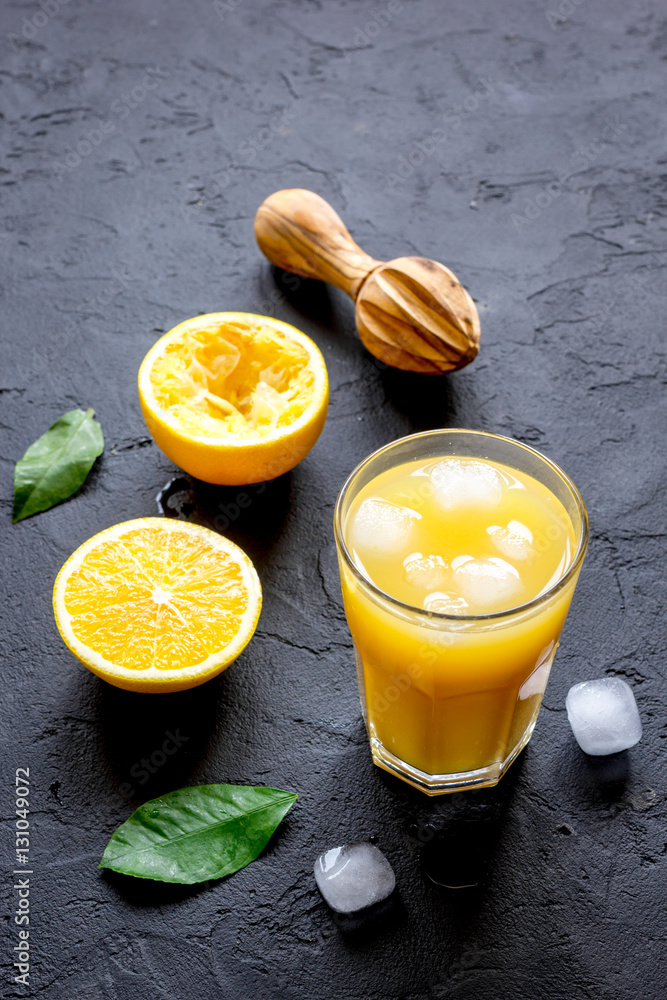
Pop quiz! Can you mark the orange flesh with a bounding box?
[149,319,315,440]
[63,526,250,671]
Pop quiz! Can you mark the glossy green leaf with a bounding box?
[12,408,104,523]
[99,784,298,884]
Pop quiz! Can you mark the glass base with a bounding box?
[369,722,536,795]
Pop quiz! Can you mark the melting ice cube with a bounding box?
[423,591,469,614]
[351,498,419,555]
[404,552,449,590]
[565,677,642,755]
[487,520,534,561]
[431,459,503,510]
[453,557,521,610]
[314,843,396,914]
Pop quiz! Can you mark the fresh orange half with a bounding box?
[138,312,329,485]
[53,518,262,693]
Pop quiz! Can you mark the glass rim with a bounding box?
[333,428,589,624]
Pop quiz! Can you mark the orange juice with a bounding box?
[335,431,588,794]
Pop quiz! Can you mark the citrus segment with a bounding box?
[138,313,329,485]
[53,518,262,692]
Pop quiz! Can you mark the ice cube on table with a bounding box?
[453,557,521,610]
[487,520,533,561]
[404,552,449,590]
[431,459,503,510]
[314,843,396,914]
[351,498,419,555]
[566,677,642,755]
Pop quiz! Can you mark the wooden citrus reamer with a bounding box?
[254,189,480,374]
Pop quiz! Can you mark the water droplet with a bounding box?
[156,476,196,519]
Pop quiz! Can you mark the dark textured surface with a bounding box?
[1,1,666,997]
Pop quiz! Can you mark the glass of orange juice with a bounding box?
[334,429,588,795]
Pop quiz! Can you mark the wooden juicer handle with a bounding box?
[254,189,481,374]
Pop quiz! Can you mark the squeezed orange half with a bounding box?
[138,313,329,485]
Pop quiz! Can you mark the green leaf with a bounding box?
[12,408,104,523]
[99,784,298,884]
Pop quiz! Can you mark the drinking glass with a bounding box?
[334,430,588,795]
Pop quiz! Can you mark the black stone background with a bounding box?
[1,0,666,997]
